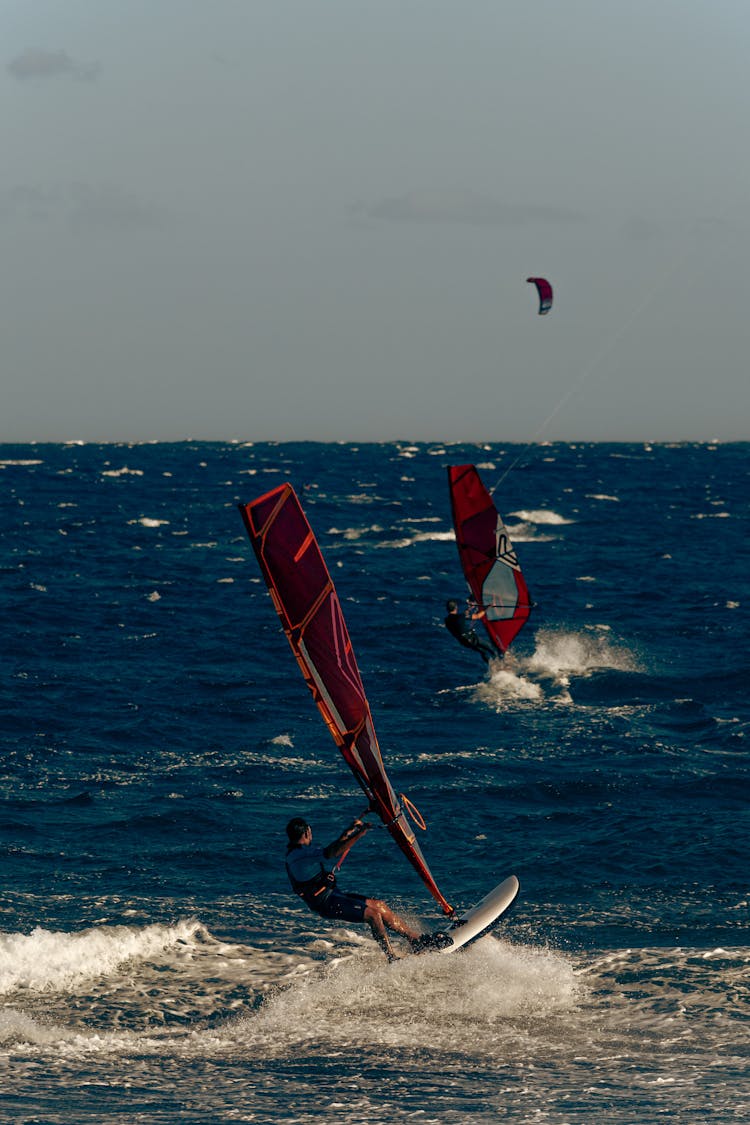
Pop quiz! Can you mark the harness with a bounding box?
[285,853,336,910]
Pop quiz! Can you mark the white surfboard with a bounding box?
[439,875,519,954]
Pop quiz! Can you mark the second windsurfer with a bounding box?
[444,600,498,664]
[285,816,449,961]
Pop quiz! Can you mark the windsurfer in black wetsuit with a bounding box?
[285,816,449,961]
[444,599,498,664]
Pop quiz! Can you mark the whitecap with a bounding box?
[0,920,206,995]
[376,530,455,549]
[328,524,384,541]
[511,509,573,525]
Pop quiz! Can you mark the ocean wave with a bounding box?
[511,509,573,525]
[236,936,581,1058]
[0,919,206,995]
[376,530,456,549]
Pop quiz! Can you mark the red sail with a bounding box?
[448,465,532,654]
[239,483,453,916]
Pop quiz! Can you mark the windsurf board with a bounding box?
[439,874,519,954]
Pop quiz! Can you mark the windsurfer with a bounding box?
[285,816,447,960]
[444,600,498,664]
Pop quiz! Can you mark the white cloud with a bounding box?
[7,48,99,82]
[362,191,583,228]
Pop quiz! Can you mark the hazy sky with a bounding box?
[2,1,749,442]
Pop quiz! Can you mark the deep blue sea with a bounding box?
[1,440,748,1124]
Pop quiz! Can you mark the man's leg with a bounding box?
[364,898,422,959]
[466,634,493,664]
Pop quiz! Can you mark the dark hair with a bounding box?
[286,817,309,851]
[446,599,457,612]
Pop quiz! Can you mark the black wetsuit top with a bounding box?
[444,612,473,643]
[444,612,497,662]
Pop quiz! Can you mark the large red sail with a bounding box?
[448,465,532,654]
[239,483,453,916]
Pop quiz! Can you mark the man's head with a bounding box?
[286,817,311,847]
[446,599,458,613]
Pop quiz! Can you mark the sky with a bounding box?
[2,0,749,443]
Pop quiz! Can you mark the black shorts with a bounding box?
[315,889,369,924]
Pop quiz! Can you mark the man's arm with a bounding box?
[324,819,371,859]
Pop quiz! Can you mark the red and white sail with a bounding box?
[239,483,453,916]
[448,465,532,654]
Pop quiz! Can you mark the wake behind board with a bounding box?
[439,875,519,954]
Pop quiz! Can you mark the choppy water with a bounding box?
[1,440,748,1123]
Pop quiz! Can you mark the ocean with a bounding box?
[1,440,748,1124]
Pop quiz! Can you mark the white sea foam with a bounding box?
[511,509,573,525]
[0,1008,71,1048]
[238,936,582,1058]
[526,628,636,678]
[343,493,378,505]
[470,629,637,709]
[129,517,169,528]
[101,467,143,477]
[0,928,581,1066]
[475,665,544,704]
[376,530,455,549]
[328,524,384,541]
[0,920,205,994]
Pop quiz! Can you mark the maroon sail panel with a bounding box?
[448,464,532,653]
[239,482,452,915]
